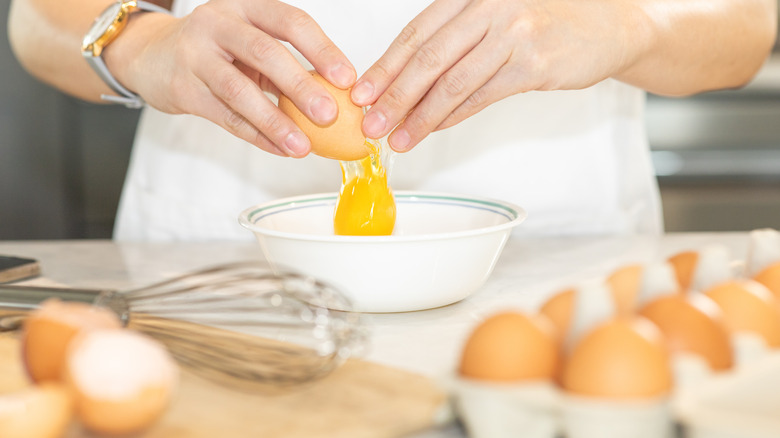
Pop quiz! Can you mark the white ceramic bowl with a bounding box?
[238,191,526,312]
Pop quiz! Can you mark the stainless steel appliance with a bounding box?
[647,52,780,232]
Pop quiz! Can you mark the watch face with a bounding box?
[83,2,122,47]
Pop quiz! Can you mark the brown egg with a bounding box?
[21,298,122,383]
[459,311,559,382]
[65,329,178,435]
[278,71,370,161]
[0,383,73,438]
[606,264,643,315]
[668,251,699,292]
[638,294,733,371]
[561,317,673,399]
[704,280,780,348]
[753,261,780,303]
[746,229,780,304]
[539,288,575,340]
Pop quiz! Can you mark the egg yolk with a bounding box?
[334,141,396,236]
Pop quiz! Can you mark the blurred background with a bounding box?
[2,1,780,240]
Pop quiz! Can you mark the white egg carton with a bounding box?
[674,351,780,438]
[453,379,559,438]
[451,351,780,438]
[452,377,672,438]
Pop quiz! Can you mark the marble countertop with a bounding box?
[0,233,754,437]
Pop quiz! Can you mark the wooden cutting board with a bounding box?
[0,333,449,438]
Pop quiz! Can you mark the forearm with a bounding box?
[7,0,172,103]
[617,0,777,96]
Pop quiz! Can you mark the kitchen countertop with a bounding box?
[0,233,755,437]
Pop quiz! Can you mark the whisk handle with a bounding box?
[0,285,130,328]
[0,285,107,308]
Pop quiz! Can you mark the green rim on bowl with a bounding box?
[239,191,527,242]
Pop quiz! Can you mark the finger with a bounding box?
[199,93,289,157]
[436,67,516,132]
[362,8,487,139]
[352,0,470,107]
[215,19,338,126]
[233,60,281,98]
[387,38,509,152]
[258,75,282,99]
[242,1,356,89]
[193,59,311,157]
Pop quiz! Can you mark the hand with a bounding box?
[351,0,641,152]
[105,0,357,157]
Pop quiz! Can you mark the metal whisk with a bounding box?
[0,261,366,391]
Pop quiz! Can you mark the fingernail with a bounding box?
[351,81,374,105]
[284,131,309,157]
[330,63,356,88]
[389,128,411,151]
[362,110,387,138]
[310,96,337,124]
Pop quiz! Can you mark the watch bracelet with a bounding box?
[87,0,172,109]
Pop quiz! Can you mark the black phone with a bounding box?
[0,255,41,283]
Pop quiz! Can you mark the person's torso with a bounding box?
[114,0,661,241]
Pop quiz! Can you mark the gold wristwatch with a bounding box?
[81,0,170,108]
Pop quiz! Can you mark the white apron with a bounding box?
[113,0,663,241]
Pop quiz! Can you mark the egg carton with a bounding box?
[674,350,780,438]
[450,351,780,438]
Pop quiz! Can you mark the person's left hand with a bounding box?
[351,0,641,152]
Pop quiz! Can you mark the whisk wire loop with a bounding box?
[1,261,366,391]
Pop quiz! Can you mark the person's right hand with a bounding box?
[104,0,356,158]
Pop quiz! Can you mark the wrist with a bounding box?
[101,9,175,102]
[611,1,656,76]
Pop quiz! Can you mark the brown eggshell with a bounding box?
[539,288,575,340]
[459,311,559,382]
[668,251,699,292]
[278,71,370,161]
[753,261,780,303]
[0,383,73,438]
[65,329,178,436]
[638,294,733,371]
[561,317,673,399]
[73,385,171,436]
[21,298,122,383]
[704,280,780,348]
[606,264,644,315]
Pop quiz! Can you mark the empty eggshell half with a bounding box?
[65,329,178,436]
[278,71,370,161]
[0,383,73,438]
[22,298,122,383]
